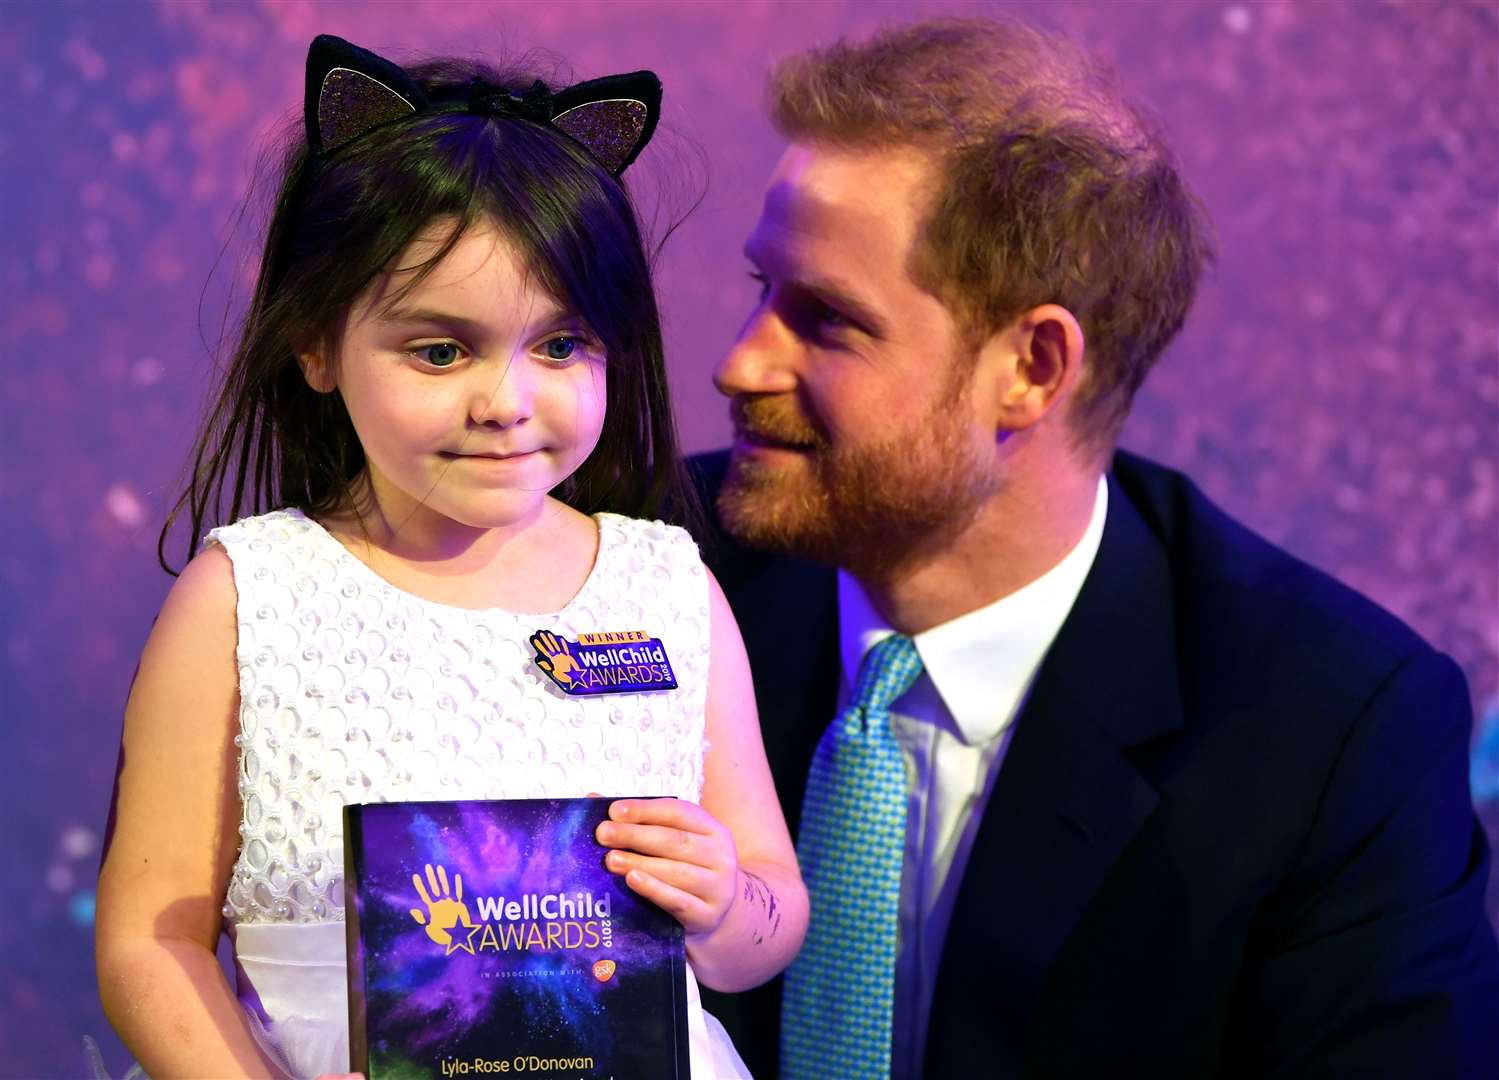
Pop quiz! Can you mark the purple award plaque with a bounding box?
[343,798,690,1079]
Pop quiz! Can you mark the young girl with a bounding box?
[95,35,805,1080]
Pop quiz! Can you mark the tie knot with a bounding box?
[850,633,923,716]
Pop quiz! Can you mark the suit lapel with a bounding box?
[739,554,839,835]
[927,471,1185,1068]
[691,450,840,829]
[691,456,839,1074]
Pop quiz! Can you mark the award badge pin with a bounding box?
[529,629,678,696]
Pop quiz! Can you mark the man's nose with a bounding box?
[713,307,798,399]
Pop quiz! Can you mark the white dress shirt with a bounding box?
[835,477,1108,1078]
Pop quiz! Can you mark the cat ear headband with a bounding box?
[304,34,661,177]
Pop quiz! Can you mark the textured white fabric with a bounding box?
[207,508,746,1078]
[835,475,1108,1078]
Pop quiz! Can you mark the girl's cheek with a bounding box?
[580,366,608,429]
[555,370,606,437]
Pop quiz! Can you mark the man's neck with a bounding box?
[855,462,1103,635]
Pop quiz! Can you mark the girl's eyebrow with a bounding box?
[376,303,573,335]
[377,305,487,335]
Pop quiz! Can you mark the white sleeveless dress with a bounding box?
[205,508,749,1079]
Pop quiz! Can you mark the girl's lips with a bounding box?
[441,449,539,460]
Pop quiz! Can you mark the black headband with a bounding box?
[304,34,662,177]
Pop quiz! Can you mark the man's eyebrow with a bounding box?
[801,279,887,337]
[743,245,887,336]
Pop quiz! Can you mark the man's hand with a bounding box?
[595,798,739,940]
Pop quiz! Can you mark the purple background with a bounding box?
[2,2,1496,1076]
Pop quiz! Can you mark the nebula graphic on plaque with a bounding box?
[344,798,689,1079]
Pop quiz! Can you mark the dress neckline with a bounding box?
[286,508,615,619]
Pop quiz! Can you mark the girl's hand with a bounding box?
[595,798,739,939]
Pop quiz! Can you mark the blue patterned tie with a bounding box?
[781,633,923,1080]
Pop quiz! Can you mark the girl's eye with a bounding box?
[543,336,578,362]
[416,342,462,368]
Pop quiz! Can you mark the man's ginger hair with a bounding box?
[769,17,1216,457]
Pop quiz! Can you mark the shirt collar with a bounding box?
[838,475,1109,745]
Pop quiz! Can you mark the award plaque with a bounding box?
[344,798,690,1079]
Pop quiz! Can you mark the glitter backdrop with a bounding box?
[1,2,1495,1076]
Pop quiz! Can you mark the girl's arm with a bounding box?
[96,547,288,1079]
[596,568,808,992]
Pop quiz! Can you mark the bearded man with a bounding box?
[691,16,1499,1080]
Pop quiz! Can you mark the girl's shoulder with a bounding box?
[203,506,318,552]
[595,511,705,572]
[169,542,238,617]
[138,543,239,683]
[200,508,338,602]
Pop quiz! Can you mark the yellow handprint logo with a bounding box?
[530,630,580,686]
[409,863,478,955]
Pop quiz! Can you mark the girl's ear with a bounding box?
[298,351,337,394]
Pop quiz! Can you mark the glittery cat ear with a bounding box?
[549,72,662,177]
[304,34,427,157]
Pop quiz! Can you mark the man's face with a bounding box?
[714,142,999,574]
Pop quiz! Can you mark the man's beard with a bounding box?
[717,382,998,581]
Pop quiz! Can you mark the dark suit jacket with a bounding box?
[692,448,1499,1079]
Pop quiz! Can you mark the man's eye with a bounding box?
[543,336,578,361]
[815,303,850,329]
[416,343,462,367]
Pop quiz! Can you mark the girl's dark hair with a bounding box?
[160,57,700,572]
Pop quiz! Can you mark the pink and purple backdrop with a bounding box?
[2,1,1496,1075]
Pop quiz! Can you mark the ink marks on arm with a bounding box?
[743,869,783,946]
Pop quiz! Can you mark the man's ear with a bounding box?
[297,349,337,394]
[979,304,1085,431]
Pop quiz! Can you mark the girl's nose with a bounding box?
[468,356,533,428]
